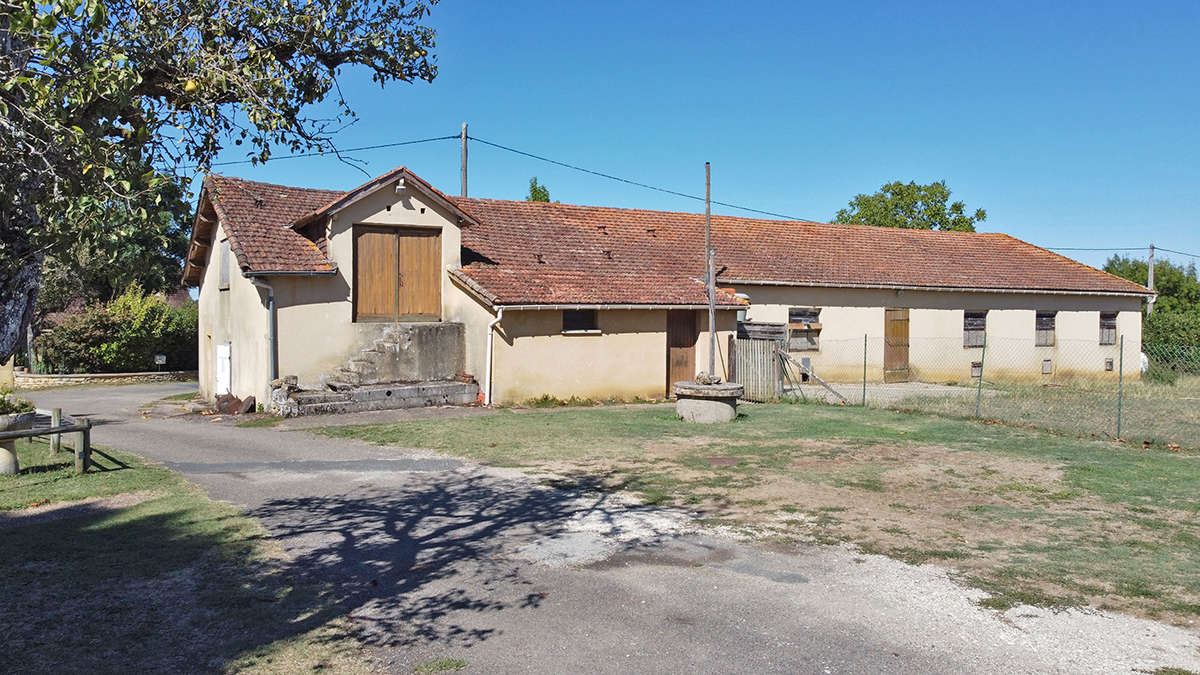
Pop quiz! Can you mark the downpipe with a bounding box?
[248,277,278,382]
[484,307,505,406]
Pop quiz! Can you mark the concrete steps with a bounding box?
[292,381,478,416]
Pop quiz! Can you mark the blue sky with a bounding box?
[196,0,1200,271]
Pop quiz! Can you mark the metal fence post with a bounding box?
[1117,335,1125,440]
[862,333,868,406]
[974,334,987,419]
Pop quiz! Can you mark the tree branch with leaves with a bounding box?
[0,0,440,360]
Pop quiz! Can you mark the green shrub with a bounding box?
[35,286,197,374]
[0,391,34,415]
[1143,362,1179,386]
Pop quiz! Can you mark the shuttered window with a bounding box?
[1099,312,1117,345]
[1035,311,1056,346]
[218,239,231,290]
[964,311,987,348]
[788,307,820,352]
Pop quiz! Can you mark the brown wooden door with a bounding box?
[883,308,910,383]
[396,229,441,320]
[355,228,399,320]
[354,226,441,321]
[666,310,697,395]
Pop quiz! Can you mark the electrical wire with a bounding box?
[467,135,816,221]
[193,134,459,169]
[1156,246,1200,258]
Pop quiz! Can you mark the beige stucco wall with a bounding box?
[197,229,270,402]
[736,284,1144,384]
[487,308,736,405]
[272,181,470,389]
[0,357,13,390]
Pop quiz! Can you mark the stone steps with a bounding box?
[293,381,478,416]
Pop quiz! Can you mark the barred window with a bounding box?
[1035,311,1056,347]
[964,311,987,348]
[788,307,821,352]
[1099,312,1117,345]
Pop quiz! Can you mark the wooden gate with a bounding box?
[884,307,910,383]
[732,338,782,402]
[666,310,697,396]
[354,226,441,321]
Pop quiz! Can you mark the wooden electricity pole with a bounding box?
[705,162,716,378]
[460,122,468,197]
[1147,243,1156,314]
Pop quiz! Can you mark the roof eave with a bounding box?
[723,278,1155,297]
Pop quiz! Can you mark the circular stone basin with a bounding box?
[673,382,743,424]
[0,411,36,475]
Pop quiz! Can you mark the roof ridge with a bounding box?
[208,173,346,195]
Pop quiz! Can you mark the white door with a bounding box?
[215,343,231,396]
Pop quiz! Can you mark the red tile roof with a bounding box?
[451,198,1151,299]
[185,169,1151,302]
[204,175,342,274]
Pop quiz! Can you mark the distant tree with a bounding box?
[1104,255,1200,315]
[835,181,986,232]
[527,177,551,203]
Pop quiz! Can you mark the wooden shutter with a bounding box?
[355,226,441,322]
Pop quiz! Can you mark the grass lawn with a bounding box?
[894,376,1200,453]
[0,439,371,673]
[317,402,1200,625]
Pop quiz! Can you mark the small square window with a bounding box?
[1099,312,1117,345]
[1035,311,1056,346]
[562,309,598,333]
[964,311,987,348]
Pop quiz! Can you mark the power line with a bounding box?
[467,135,815,222]
[1156,246,1200,258]
[192,134,459,169]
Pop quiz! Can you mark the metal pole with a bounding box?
[460,122,468,197]
[974,335,987,419]
[705,162,716,377]
[862,334,868,406]
[1117,334,1125,440]
[1146,244,1156,314]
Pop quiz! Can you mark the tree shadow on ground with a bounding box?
[0,471,639,672]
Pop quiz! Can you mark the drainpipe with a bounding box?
[248,277,278,382]
[484,307,505,406]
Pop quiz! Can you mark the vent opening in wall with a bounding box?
[1105,358,1114,372]
[1042,359,1053,375]
[970,361,983,378]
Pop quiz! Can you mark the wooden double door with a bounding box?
[354,226,441,322]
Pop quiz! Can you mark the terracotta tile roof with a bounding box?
[451,198,744,306]
[451,198,1152,299]
[205,174,343,274]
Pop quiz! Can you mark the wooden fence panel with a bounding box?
[732,337,782,402]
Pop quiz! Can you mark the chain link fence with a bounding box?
[775,335,1200,451]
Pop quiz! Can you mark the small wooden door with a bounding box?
[883,308,910,383]
[666,310,697,395]
[354,226,441,321]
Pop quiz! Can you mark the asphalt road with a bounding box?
[23,383,1200,674]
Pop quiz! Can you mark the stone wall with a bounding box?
[14,370,197,390]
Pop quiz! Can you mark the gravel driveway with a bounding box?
[23,383,1200,673]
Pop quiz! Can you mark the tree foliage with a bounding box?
[527,177,551,203]
[1103,255,1200,316]
[0,0,440,360]
[835,181,986,232]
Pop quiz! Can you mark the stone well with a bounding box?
[0,411,36,475]
[673,382,743,423]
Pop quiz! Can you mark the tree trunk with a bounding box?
[0,256,42,364]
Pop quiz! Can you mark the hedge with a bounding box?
[36,286,197,374]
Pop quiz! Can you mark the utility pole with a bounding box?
[460,122,468,197]
[705,162,716,378]
[1147,243,1156,314]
